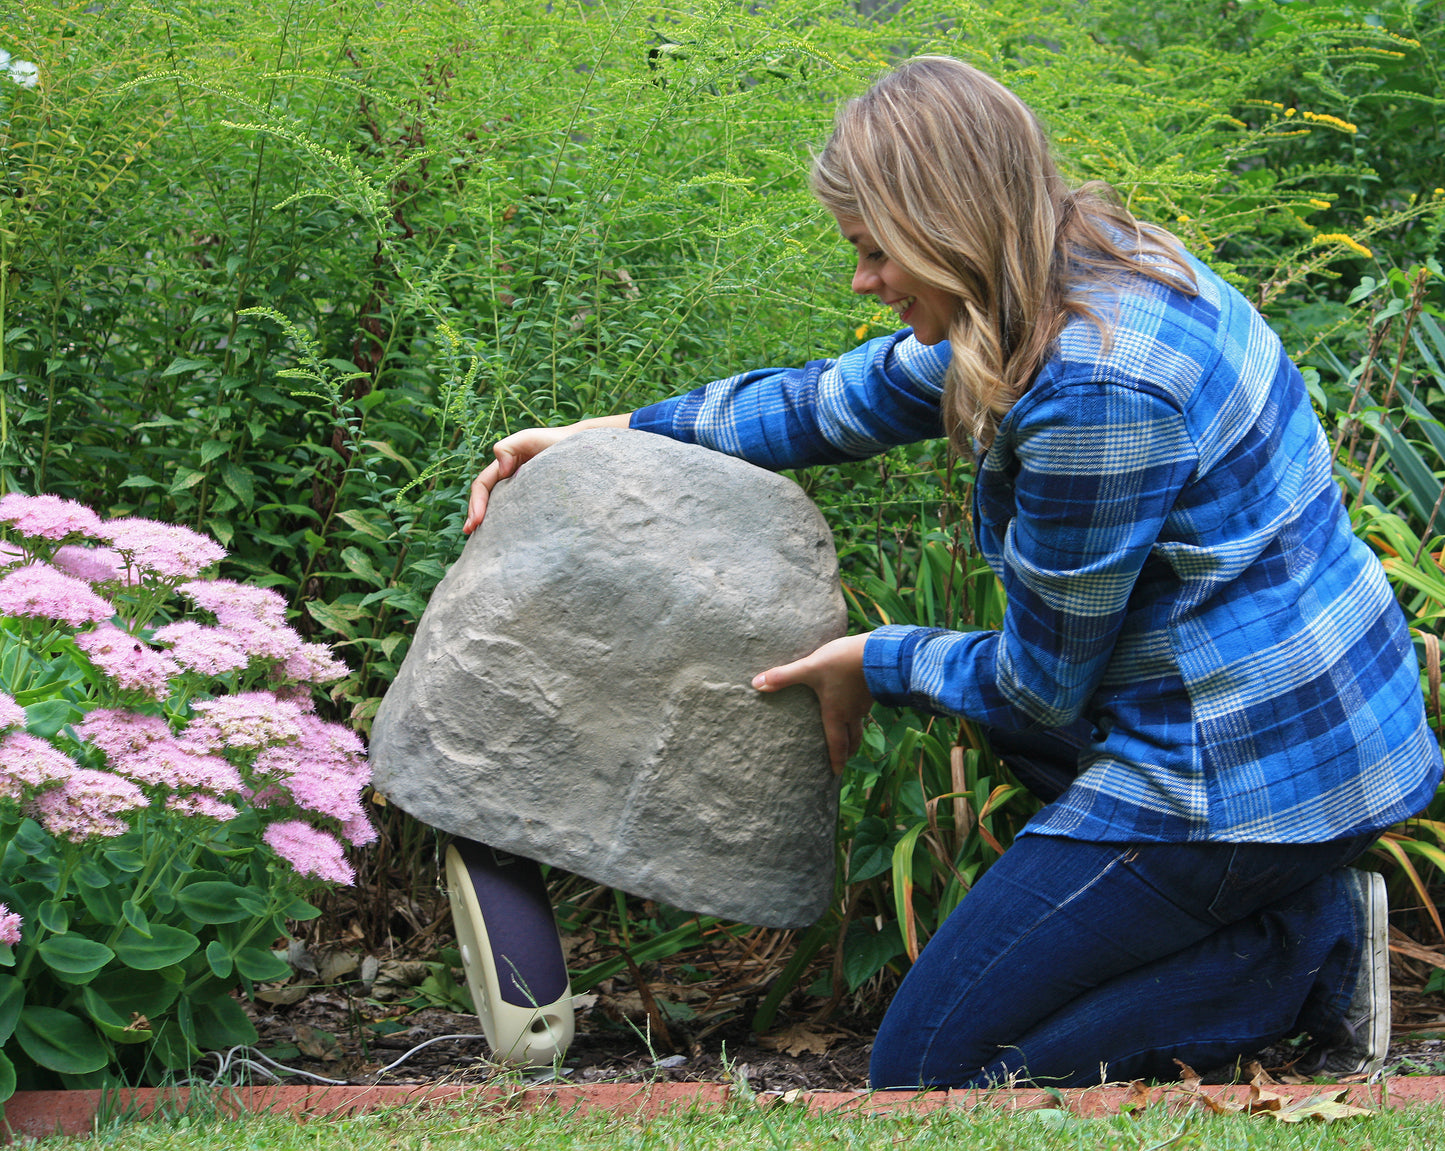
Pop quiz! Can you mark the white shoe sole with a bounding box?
[1358,870,1390,1076]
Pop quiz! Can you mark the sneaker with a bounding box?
[1298,869,1390,1078]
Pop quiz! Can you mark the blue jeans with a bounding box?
[869,822,1375,1089]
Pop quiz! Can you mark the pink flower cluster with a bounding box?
[33,769,147,842]
[51,544,130,586]
[0,493,104,541]
[0,732,78,797]
[0,731,150,842]
[0,693,25,732]
[0,904,21,946]
[102,517,225,580]
[0,493,227,582]
[78,710,243,805]
[75,689,372,869]
[150,620,251,677]
[0,563,114,627]
[76,624,179,701]
[0,492,370,882]
[165,581,349,685]
[263,820,355,885]
[188,692,307,751]
[253,712,373,841]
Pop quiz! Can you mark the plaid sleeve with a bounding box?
[864,380,1199,729]
[629,330,948,469]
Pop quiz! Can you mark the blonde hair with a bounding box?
[811,56,1196,453]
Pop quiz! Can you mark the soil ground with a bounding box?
[237,937,1445,1093]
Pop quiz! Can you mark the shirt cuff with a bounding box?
[863,625,949,708]
[630,398,690,441]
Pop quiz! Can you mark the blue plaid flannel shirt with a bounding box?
[631,255,1443,844]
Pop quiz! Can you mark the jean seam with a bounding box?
[914,846,1133,1073]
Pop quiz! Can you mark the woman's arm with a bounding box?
[464,329,948,532]
[633,330,948,470]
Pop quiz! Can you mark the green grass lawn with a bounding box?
[33,1097,1445,1150]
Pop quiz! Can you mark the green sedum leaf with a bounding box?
[234,947,290,982]
[192,995,258,1049]
[176,881,258,924]
[23,700,82,739]
[37,900,70,934]
[121,900,152,938]
[81,987,154,1045]
[0,975,24,1044]
[16,1006,109,1074]
[113,924,199,970]
[85,968,180,1023]
[205,940,233,979]
[37,935,114,978]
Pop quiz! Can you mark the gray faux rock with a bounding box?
[369,429,846,927]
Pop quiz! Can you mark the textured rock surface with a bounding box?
[369,429,846,927]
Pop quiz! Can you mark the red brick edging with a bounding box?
[5,1077,1445,1141]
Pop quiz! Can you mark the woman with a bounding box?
[464,57,1443,1088]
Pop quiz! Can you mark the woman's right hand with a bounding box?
[463,414,632,534]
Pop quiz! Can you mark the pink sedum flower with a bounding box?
[166,792,237,821]
[0,563,115,626]
[252,713,369,822]
[0,904,21,946]
[76,624,178,700]
[51,544,130,586]
[150,621,251,676]
[31,768,146,841]
[187,691,306,752]
[0,731,77,797]
[341,812,379,846]
[75,709,171,762]
[268,756,368,823]
[109,733,243,794]
[282,643,349,684]
[178,579,288,627]
[296,713,366,768]
[215,615,302,663]
[0,493,104,541]
[0,693,26,732]
[102,517,225,580]
[264,820,355,885]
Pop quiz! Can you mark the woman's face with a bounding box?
[832,212,958,346]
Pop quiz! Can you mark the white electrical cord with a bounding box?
[370,1033,492,1077]
[185,1034,501,1088]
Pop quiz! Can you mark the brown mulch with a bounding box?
[231,924,1445,1091]
[240,999,874,1092]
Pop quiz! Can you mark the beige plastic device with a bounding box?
[445,839,575,1067]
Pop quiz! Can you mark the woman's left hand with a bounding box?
[753,633,873,775]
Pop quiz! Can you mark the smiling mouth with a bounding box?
[888,296,916,319]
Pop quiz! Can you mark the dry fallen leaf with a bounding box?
[1244,1084,1291,1113]
[1195,1091,1233,1115]
[294,1024,342,1062]
[1122,1079,1157,1114]
[758,1022,844,1058]
[1268,1090,1375,1124]
[1173,1059,1202,1092]
[255,982,312,1006]
[317,948,360,984]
